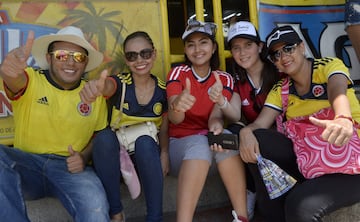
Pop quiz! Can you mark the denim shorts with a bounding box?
[345,0,360,27]
[168,132,239,176]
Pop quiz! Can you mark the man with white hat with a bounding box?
[0,26,110,221]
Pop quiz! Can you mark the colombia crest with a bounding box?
[78,102,92,116]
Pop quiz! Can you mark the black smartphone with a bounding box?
[207,131,239,150]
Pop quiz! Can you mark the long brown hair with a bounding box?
[229,41,279,94]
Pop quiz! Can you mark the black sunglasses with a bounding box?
[268,43,299,63]
[124,48,154,62]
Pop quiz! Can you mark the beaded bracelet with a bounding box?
[218,97,228,109]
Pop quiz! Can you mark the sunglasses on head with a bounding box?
[268,43,299,63]
[124,48,154,62]
[49,50,88,63]
[186,19,217,36]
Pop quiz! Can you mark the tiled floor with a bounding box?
[128,204,264,222]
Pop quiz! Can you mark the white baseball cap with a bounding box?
[227,21,261,44]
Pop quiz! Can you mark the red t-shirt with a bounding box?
[234,78,267,123]
[166,65,234,138]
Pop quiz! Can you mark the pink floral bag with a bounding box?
[276,77,360,179]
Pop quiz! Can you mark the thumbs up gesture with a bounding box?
[208,72,224,105]
[309,116,353,146]
[66,145,85,173]
[79,69,109,104]
[171,78,196,112]
[0,30,35,93]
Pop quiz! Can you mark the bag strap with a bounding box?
[111,76,126,131]
[276,77,290,133]
[280,77,290,113]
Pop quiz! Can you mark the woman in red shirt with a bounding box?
[225,21,281,220]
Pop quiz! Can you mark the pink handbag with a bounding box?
[119,144,141,199]
[112,77,141,199]
[276,77,360,179]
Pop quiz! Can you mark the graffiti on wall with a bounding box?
[259,1,359,81]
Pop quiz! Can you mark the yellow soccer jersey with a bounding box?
[10,68,107,156]
[265,57,360,122]
[109,73,167,130]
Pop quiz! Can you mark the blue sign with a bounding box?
[259,3,359,81]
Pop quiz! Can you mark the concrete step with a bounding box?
[26,174,360,222]
[26,174,230,222]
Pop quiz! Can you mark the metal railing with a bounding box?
[160,0,258,74]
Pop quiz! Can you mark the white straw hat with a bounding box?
[31,26,103,72]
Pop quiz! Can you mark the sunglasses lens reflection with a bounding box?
[72,52,87,63]
[51,50,87,63]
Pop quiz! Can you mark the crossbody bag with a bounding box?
[110,77,159,154]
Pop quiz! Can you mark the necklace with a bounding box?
[135,80,154,104]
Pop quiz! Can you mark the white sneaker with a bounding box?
[231,210,248,222]
[247,190,256,220]
[232,210,242,222]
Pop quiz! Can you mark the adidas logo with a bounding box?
[37,97,49,105]
[242,98,250,106]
